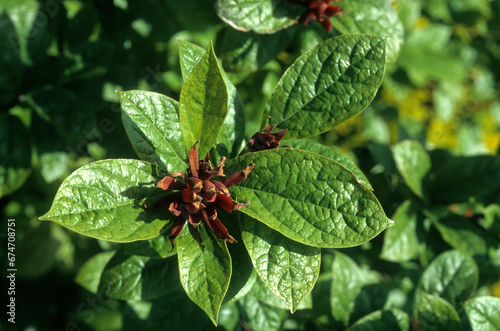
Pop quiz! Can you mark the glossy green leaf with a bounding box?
[178,39,245,158]
[0,114,31,198]
[392,140,431,198]
[226,149,393,248]
[123,234,177,259]
[98,250,179,301]
[176,224,232,325]
[464,296,500,331]
[284,139,372,189]
[417,250,478,308]
[75,251,115,293]
[380,200,420,262]
[347,309,410,331]
[179,42,229,158]
[215,0,302,34]
[331,251,368,325]
[240,214,320,312]
[237,293,286,331]
[40,159,173,242]
[265,35,387,139]
[250,276,313,311]
[332,0,404,62]
[417,293,463,331]
[178,39,207,79]
[118,90,187,173]
[217,27,294,73]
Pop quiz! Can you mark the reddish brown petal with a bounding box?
[321,18,332,32]
[273,128,288,142]
[233,200,251,210]
[202,180,217,203]
[213,181,230,195]
[153,193,182,209]
[156,175,186,191]
[169,215,186,249]
[188,212,202,227]
[189,142,199,178]
[187,177,203,193]
[201,209,237,244]
[219,163,254,188]
[214,193,236,212]
[185,199,204,214]
[325,5,341,16]
[182,188,202,204]
[168,201,182,216]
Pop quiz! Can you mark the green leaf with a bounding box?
[429,213,498,256]
[28,88,97,140]
[397,24,465,86]
[179,43,229,158]
[392,140,431,198]
[98,250,179,301]
[215,0,302,34]
[40,159,173,242]
[331,251,369,325]
[250,276,313,311]
[176,223,232,325]
[237,293,286,331]
[464,296,500,331]
[417,293,463,331]
[178,39,207,79]
[427,151,500,203]
[178,40,245,158]
[123,234,177,259]
[148,291,210,330]
[221,211,255,304]
[265,35,387,139]
[76,251,115,293]
[0,114,31,198]
[217,27,294,73]
[347,309,410,331]
[118,90,187,173]
[0,9,24,90]
[332,0,404,62]
[239,214,320,312]
[417,250,478,308]
[380,200,420,262]
[284,139,372,189]
[226,149,393,248]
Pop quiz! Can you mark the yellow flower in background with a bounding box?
[492,278,500,298]
[481,113,500,153]
[427,119,458,149]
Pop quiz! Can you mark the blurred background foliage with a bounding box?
[1,0,499,330]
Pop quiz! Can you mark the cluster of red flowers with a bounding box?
[150,125,288,248]
[152,142,254,248]
[285,0,343,32]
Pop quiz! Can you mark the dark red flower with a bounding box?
[285,0,343,32]
[247,124,289,152]
[151,142,254,248]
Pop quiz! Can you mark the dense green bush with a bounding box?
[1,0,499,330]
